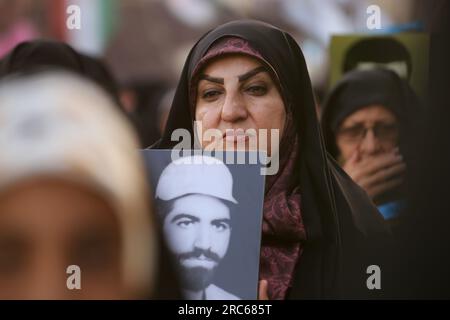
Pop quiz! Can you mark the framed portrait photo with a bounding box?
[142,150,266,300]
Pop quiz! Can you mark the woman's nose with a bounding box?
[220,91,248,123]
[360,129,381,155]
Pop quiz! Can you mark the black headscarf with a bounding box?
[153,20,390,299]
[343,37,412,79]
[0,40,121,106]
[321,68,422,159]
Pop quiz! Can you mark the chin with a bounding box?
[180,266,216,292]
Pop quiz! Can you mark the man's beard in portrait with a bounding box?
[176,248,221,292]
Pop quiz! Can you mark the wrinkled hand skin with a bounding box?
[343,148,406,200]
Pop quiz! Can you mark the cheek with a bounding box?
[272,102,287,132]
[248,95,285,155]
[381,140,399,151]
[336,138,356,162]
[197,111,217,131]
[212,230,230,257]
[195,104,220,128]
[249,95,286,131]
[164,224,194,254]
[78,266,125,299]
[195,106,221,148]
[0,246,32,298]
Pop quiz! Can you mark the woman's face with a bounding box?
[336,105,399,162]
[195,54,286,156]
[0,177,126,299]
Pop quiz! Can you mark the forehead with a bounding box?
[341,104,397,126]
[168,194,230,220]
[201,54,264,77]
[0,177,118,234]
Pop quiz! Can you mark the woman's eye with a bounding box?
[202,90,222,100]
[245,85,267,95]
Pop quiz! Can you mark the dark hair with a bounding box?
[154,198,175,224]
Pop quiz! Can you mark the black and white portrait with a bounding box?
[142,150,265,300]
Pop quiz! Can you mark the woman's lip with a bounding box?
[223,131,250,142]
[222,129,253,138]
[224,135,249,142]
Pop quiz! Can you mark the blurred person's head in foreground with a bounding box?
[0,71,157,299]
[0,39,121,107]
[321,68,422,220]
[155,155,239,300]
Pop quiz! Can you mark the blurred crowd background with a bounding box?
[0,0,443,147]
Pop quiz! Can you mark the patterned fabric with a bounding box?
[200,37,264,62]
[260,117,306,300]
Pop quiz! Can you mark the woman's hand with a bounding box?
[258,280,269,300]
[343,148,406,200]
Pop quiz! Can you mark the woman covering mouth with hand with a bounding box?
[321,69,423,224]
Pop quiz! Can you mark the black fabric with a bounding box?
[152,20,390,299]
[123,81,168,147]
[343,37,412,79]
[0,39,121,106]
[390,28,450,298]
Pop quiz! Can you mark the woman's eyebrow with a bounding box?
[238,66,267,82]
[199,66,267,84]
[199,74,224,84]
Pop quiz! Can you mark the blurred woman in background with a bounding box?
[321,69,422,223]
